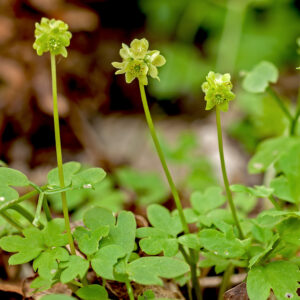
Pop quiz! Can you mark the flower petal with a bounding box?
[149,65,158,79]
[152,54,166,67]
[138,75,148,86]
[125,71,135,84]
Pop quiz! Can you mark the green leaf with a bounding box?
[115,167,168,205]
[199,252,247,274]
[275,143,300,203]
[0,227,44,264]
[72,168,106,189]
[178,234,201,250]
[248,137,298,174]
[191,186,226,214]
[76,285,109,300]
[43,218,68,248]
[137,227,178,257]
[127,257,189,285]
[33,247,69,279]
[147,204,182,237]
[73,225,109,256]
[230,184,273,198]
[0,167,29,186]
[243,61,278,93]
[91,245,126,280]
[30,276,53,291]
[277,217,300,246]
[199,229,246,258]
[48,162,81,187]
[101,211,136,254]
[247,261,300,300]
[0,168,30,202]
[60,255,89,283]
[83,207,115,230]
[270,176,295,203]
[248,234,279,268]
[40,295,76,300]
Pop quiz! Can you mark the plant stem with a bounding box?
[139,83,189,234]
[216,0,247,72]
[218,264,233,300]
[268,195,281,210]
[0,211,23,231]
[125,280,134,300]
[290,88,300,136]
[10,205,37,226]
[139,83,202,300]
[215,106,244,239]
[33,192,44,226]
[267,87,293,122]
[50,53,75,255]
[43,196,52,221]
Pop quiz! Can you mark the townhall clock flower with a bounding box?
[112,38,166,86]
[202,71,235,112]
[33,17,72,57]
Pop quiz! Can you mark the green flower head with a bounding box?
[201,71,235,112]
[33,17,72,57]
[112,38,166,86]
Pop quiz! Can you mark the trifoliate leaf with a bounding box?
[73,225,109,256]
[101,211,136,254]
[72,168,106,189]
[60,255,89,283]
[127,257,189,285]
[76,285,109,300]
[91,245,126,280]
[83,207,115,230]
[199,229,246,258]
[270,176,294,203]
[147,204,182,237]
[137,227,178,257]
[48,162,81,187]
[248,137,298,174]
[243,61,278,93]
[0,219,67,265]
[247,261,300,300]
[191,186,226,214]
[0,227,44,264]
[33,247,69,279]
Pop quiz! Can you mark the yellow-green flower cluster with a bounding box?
[112,38,166,85]
[202,72,235,111]
[33,18,72,57]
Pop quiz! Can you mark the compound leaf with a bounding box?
[48,162,81,187]
[60,255,89,283]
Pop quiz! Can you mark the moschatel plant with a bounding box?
[1,17,300,300]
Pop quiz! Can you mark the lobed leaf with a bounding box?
[243,61,278,93]
[60,255,89,283]
[127,257,189,286]
[76,285,109,300]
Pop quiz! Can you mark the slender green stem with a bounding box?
[51,53,75,255]
[43,196,52,221]
[218,264,234,300]
[10,205,38,226]
[0,211,23,231]
[216,0,247,72]
[33,192,44,226]
[290,88,300,136]
[190,255,203,300]
[139,83,189,234]
[216,106,244,239]
[268,195,281,210]
[139,83,202,300]
[267,87,293,122]
[125,280,134,300]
